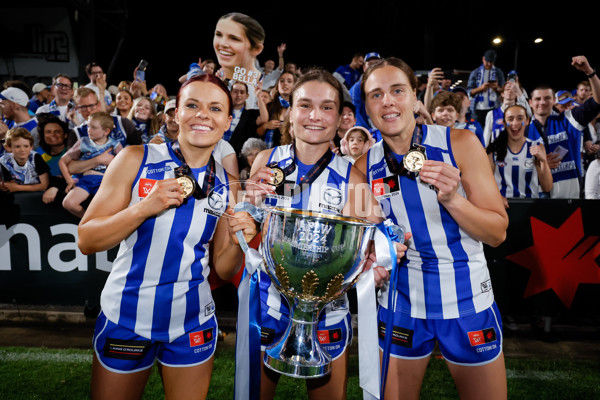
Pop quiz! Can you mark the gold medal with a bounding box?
[403,147,426,173]
[270,166,285,187]
[177,175,196,199]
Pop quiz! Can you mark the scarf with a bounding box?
[0,152,40,184]
[474,64,499,109]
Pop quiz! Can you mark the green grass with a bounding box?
[1,347,598,399]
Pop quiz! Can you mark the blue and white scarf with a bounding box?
[0,151,40,184]
[473,64,499,109]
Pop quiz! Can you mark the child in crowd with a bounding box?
[0,127,50,192]
[59,111,122,217]
[339,125,376,163]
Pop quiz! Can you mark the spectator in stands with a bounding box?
[36,113,70,205]
[128,96,160,143]
[66,88,140,178]
[261,43,286,90]
[149,83,168,111]
[527,55,600,198]
[467,49,506,124]
[339,125,376,163]
[36,74,76,124]
[553,90,576,113]
[112,89,134,119]
[430,90,485,145]
[573,80,592,106]
[0,87,39,147]
[84,62,112,108]
[226,81,268,170]
[452,87,485,147]
[0,127,49,193]
[149,99,179,144]
[483,80,531,147]
[349,51,382,130]
[239,137,267,185]
[486,104,553,207]
[28,83,53,114]
[333,52,364,90]
[332,101,357,154]
[60,111,123,218]
[257,71,295,148]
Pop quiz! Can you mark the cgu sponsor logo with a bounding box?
[0,223,113,272]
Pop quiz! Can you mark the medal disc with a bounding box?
[177,175,196,198]
[270,166,285,187]
[403,148,426,173]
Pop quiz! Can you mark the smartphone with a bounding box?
[136,59,148,82]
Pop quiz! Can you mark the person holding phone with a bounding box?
[467,49,506,124]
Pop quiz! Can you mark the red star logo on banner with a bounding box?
[506,208,600,309]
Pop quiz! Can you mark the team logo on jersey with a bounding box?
[497,161,507,168]
[317,328,343,344]
[189,328,214,347]
[208,191,225,210]
[467,327,497,346]
[205,301,215,316]
[372,175,400,197]
[323,187,343,206]
[524,158,534,169]
[138,178,157,198]
[481,279,492,293]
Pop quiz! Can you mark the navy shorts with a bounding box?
[76,174,103,195]
[93,311,218,373]
[378,302,503,365]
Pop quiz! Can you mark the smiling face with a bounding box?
[290,81,340,146]
[115,91,133,112]
[339,105,356,132]
[504,105,528,141]
[134,98,153,121]
[175,81,232,150]
[213,18,261,78]
[529,88,554,118]
[432,105,458,127]
[277,72,295,98]
[9,137,33,165]
[43,122,67,148]
[364,64,416,137]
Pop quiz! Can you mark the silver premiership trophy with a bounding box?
[235,203,375,378]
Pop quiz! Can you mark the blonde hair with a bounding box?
[89,111,114,131]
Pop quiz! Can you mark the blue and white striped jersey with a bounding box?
[365,124,494,320]
[100,143,229,342]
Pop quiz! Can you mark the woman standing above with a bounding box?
[79,74,256,400]
[356,57,509,400]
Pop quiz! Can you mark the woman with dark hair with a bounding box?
[127,96,161,143]
[79,73,256,400]
[35,113,69,205]
[213,12,265,82]
[487,104,553,207]
[356,57,509,399]
[242,67,405,400]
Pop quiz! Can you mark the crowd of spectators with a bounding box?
[1,46,599,224]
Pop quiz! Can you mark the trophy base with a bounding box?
[263,313,332,379]
[264,352,331,378]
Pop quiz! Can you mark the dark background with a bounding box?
[91,1,597,96]
[1,2,597,98]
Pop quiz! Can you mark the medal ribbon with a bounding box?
[270,143,333,195]
[170,140,216,199]
[382,124,424,176]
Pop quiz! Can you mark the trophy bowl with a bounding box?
[259,207,375,378]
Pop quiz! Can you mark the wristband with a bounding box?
[587,69,596,79]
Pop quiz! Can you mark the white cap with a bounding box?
[0,87,29,107]
[32,83,49,94]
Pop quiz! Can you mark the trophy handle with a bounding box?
[233,201,265,255]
